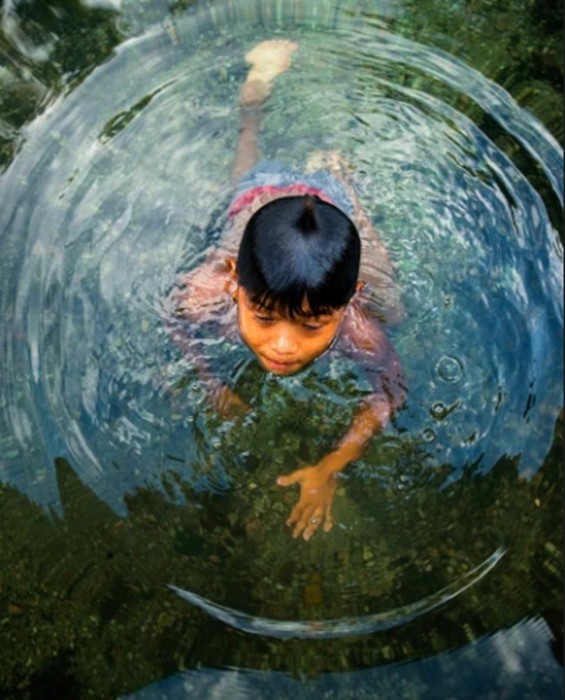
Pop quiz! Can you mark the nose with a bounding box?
[271,325,299,355]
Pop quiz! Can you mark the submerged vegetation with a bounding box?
[0,421,562,696]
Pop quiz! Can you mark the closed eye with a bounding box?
[254,314,276,324]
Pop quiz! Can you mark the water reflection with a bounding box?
[124,616,562,699]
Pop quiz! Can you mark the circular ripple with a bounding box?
[422,428,437,443]
[435,355,464,383]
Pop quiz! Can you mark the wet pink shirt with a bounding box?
[228,183,336,218]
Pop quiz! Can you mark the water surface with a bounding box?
[0,0,562,697]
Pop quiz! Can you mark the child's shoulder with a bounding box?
[169,248,233,323]
[341,297,389,352]
[337,294,403,392]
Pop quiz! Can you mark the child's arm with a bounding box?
[305,151,404,325]
[277,303,405,541]
[167,253,249,419]
[354,205,405,326]
[349,189,405,324]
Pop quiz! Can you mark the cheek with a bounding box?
[320,323,341,347]
[304,327,339,355]
[239,313,268,346]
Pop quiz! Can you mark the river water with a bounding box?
[0,1,562,697]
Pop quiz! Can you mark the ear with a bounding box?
[356,279,366,293]
[225,257,237,279]
[224,257,239,300]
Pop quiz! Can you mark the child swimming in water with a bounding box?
[169,40,405,541]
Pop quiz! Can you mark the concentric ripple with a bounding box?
[0,0,562,636]
[169,546,505,639]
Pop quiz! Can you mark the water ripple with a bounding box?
[169,547,506,638]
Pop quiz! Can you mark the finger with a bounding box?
[302,508,324,541]
[277,471,303,487]
[323,503,334,533]
[286,502,303,527]
[292,506,315,539]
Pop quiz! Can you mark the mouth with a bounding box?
[261,356,300,374]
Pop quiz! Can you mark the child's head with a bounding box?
[234,194,361,375]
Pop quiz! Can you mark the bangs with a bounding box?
[248,285,337,320]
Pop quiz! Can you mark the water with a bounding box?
[0,0,562,697]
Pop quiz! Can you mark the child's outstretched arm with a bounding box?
[353,203,405,325]
[167,254,249,420]
[277,307,405,541]
[305,151,405,325]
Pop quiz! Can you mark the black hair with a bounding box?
[236,194,361,318]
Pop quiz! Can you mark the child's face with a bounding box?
[236,286,346,375]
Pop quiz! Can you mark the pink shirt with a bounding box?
[228,183,336,218]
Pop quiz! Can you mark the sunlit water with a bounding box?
[0,0,563,696]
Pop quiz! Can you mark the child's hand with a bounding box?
[277,465,337,541]
[211,384,250,420]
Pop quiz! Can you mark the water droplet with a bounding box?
[436,355,463,383]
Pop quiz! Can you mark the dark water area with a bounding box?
[0,0,562,698]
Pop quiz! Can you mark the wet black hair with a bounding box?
[236,194,361,318]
